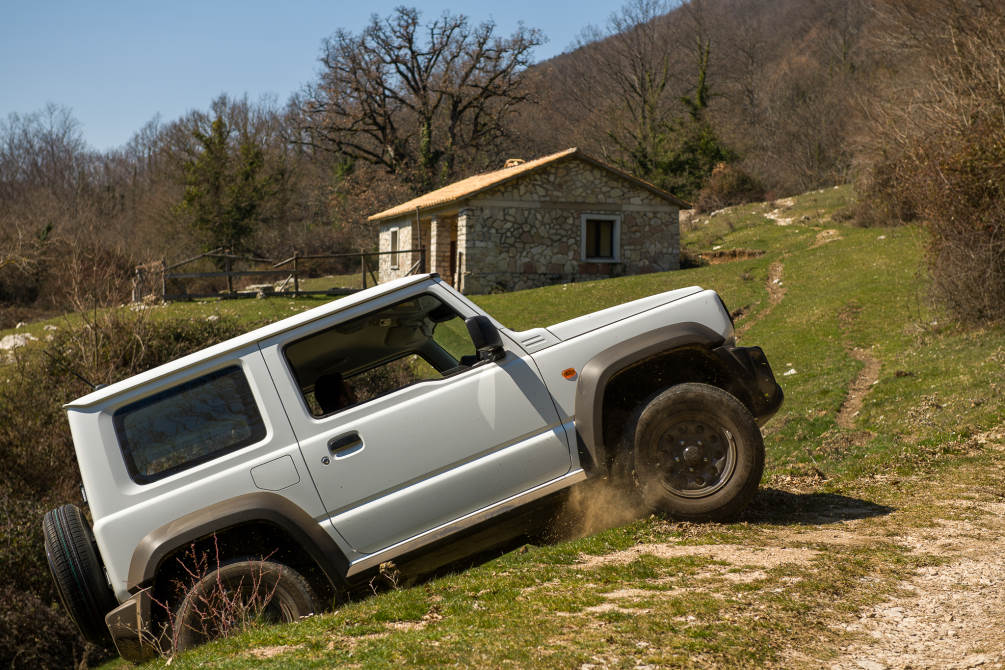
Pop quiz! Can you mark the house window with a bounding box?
[389,229,399,269]
[581,214,621,262]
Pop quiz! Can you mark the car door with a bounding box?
[259,284,573,555]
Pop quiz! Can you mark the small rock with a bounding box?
[857,660,886,670]
[0,333,37,351]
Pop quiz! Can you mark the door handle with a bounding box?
[327,432,364,459]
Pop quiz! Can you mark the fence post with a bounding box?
[420,246,426,274]
[226,255,234,296]
[361,249,367,289]
[293,252,300,297]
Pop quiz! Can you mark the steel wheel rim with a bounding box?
[648,417,738,499]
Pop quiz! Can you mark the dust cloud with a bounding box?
[547,478,649,541]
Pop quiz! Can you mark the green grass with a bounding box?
[81,184,1003,668]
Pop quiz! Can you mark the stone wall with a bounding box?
[378,220,416,281]
[378,157,682,293]
[459,159,680,293]
[379,217,451,283]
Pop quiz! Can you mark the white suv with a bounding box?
[43,274,782,661]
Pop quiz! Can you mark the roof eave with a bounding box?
[367,147,691,221]
[370,201,465,225]
[367,148,580,223]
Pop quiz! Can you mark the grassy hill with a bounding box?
[76,186,1001,668]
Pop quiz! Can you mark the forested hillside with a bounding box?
[2,0,1001,327]
[1,2,1003,664]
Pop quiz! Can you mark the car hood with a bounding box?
[546,286,705,341]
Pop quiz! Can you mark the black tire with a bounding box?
[173,559,318,651]
[42,504,118,645]
[630,383,765,521]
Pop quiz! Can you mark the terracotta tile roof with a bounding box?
[368,147,689,222]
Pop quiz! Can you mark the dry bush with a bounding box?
[852,157,917,227]
[0,490,110,667]
[854,0,1005,322]
[99,539,289,660]
[0,584,99,670]
[0,235,135,328]
[678,247,709,269]
[694,162,765,213]
[919,133,1005,322]
[0,310,266,668]
[166,542,283,652]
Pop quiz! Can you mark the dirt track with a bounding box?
[824,473,1005,670]
[736,261,786,337]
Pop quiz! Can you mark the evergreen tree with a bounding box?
[179,115,269,253]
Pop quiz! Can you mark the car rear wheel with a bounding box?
[630,383,764,521]
[43,504,118,645]
[173,559,318,651]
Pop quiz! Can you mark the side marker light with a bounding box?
[562,368,577,380]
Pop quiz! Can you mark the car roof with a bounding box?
[64,274,438,410]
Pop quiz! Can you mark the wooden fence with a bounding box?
[133,247,426,302]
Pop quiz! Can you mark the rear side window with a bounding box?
[113,366,265,483]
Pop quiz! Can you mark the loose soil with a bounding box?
[812,229,843,247]
[824,492,1005,670]
[574,543,819,571]
[554,334,1002,670]
[700,248,767,264]
[565,432,1005,670]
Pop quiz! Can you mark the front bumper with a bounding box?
[713,344,784,424]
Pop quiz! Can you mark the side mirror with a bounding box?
[465,315,505,362]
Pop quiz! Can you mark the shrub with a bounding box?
[694,163,765,214]
[0,308,268,668]
[921,132,1005,323]
[853,0,1005,323]
[0,238,136,329]
[853,158,917,227]
[0,584,97,670]
[678,247,708,269]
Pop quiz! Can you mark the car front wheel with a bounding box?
[630,383,765,521]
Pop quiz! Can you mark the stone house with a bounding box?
[369,148,689,294]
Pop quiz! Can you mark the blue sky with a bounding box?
[0,1,618,152]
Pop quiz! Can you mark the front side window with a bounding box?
[114,366,265,483]
[582,214,621,261]
[284,294,478,417]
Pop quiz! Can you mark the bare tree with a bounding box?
[559,0,732,198]
[563,1,680,174]
[0,104,90,210]
[295,7,544,193]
